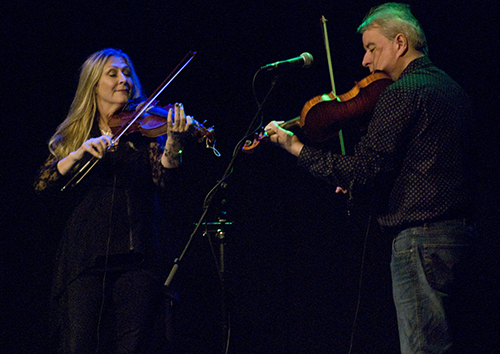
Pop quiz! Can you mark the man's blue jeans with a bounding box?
[391,219,476,354]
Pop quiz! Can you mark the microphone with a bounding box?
[260,52,314,71]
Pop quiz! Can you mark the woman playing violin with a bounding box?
[266,3,477,354]
[35,48,192,353]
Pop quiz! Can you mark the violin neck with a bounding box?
[280,116,301,130]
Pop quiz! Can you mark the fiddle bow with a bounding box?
[320,15,346,155]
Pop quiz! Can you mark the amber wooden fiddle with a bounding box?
[242,71,393,152]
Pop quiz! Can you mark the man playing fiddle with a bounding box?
[265,3,476,353]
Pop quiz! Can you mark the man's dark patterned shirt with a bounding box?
[298,56,473,230]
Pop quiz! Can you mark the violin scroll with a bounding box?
[242,117,301,153]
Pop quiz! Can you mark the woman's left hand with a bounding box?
[167,103,193,142]
[161,103,193,168]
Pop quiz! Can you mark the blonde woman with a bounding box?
[35,48,192,353]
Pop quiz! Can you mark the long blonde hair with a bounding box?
[48,48,144,159]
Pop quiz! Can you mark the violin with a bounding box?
[108,101,215,143]
[242,71,393,152]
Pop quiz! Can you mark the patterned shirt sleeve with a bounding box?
[296,84,409,190]
[34,155,71,193]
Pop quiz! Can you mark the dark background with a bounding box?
[2,1,499,353]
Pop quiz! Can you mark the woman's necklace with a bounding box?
[100,127,113,137]
[99,123,118,151]
[99,118,113,137]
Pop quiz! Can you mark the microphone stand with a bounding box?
[202,218,233,354]
[164,69,284,354]
[165,69,281,287]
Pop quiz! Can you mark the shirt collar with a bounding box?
[398,55,432,80]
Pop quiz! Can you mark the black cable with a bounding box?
[347,213,372,354]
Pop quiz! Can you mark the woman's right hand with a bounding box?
[57,135,113,175]
[74,135,113,160]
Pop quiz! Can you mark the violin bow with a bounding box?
[61,51,197,192]
[321,15,346,155]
